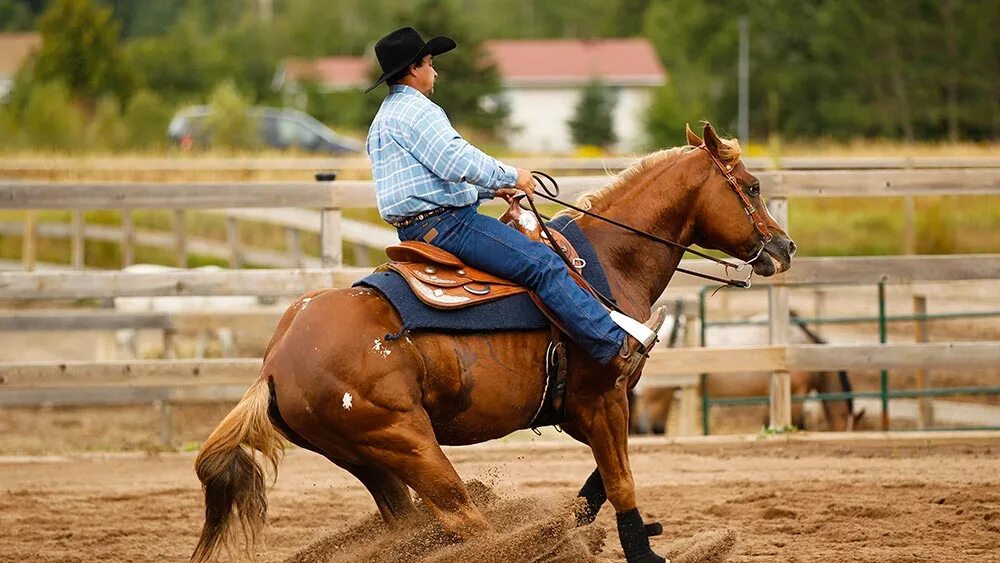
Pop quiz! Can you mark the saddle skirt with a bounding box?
[381,200,585,310]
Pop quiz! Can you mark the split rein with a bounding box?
[521,162,766,290]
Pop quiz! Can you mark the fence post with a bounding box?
[914,294,933,429]
[812,289,826,340]
[321,208,343,268]
[71,210,85,269]
[285,227,304,268]
[878,279,890,430]
[157,400,173,447]
[174,209,187,268]
[679,313,700,436]
[226,215,242,268]
[121,208,135,268]
[22,210,37,271]
[903,196,917,255]
[698,287,711,435]
[767,197,792,429]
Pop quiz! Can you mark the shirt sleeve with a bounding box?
[394,106,517,197]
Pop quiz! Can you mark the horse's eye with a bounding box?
[747,182,760,196]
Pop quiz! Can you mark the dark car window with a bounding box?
[258,115,281,146]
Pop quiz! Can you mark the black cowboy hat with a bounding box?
[365,27,457,93]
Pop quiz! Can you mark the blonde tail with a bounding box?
[191,378,284,563]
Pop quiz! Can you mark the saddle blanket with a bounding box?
[355,215,614,333]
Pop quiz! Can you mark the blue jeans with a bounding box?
[398,205,626,365]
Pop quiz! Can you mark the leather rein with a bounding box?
[523,145,773,290]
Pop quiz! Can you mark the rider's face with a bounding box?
[412,55,437,96]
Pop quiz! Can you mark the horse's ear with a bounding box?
[685,123,703,146]
[702,122,722,155]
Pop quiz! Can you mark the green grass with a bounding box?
[789,196,1000,256]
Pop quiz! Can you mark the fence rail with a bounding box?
[1,254,996,299]
[2,168,998,210]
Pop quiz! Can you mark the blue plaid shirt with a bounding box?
[367,84,518,222]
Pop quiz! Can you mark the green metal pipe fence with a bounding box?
[695,284,1000,434]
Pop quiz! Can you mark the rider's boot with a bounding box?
[609,306,669,387]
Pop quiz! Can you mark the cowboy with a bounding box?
[366,26,667,383]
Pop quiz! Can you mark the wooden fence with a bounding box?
[1,160,998,443]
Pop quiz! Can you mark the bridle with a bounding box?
[697,144,773,246]
[524,146,773,290]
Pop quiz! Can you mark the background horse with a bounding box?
[191,123,796,563]
[630,312,865,434]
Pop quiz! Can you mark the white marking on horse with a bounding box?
[517,211,539,232]
[372,338,391,358]
[300,296,313,310]
[342,393,353,410]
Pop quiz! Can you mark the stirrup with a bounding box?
[615,348,649,388]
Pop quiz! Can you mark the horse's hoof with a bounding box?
[617,508,668,563]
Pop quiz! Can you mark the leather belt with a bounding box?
[387,207,449,228]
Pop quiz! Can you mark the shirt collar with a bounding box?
[389,84,423,97]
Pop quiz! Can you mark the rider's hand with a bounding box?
[494,187,518,201]
[514,168,536,196]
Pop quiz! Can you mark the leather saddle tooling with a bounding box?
[379,198,583,427]
[381,199,585,310]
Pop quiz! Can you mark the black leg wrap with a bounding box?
[617,508,665,563]
[575,468,607,525]
[645,521,664,537]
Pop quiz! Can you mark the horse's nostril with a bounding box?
[788,240,797,256]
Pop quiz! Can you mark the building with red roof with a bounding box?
[0,33,41,103]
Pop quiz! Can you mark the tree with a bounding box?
[104,0,186,39]
[19,81,87,151]
[0,0,35,30]
[123,89,173,149]
[569,80,617,149]
[204,80,258,150]
[642,0,998,143]
[31,0,137,106]
[405,0,508,133]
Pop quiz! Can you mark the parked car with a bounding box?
[167,106,364,154]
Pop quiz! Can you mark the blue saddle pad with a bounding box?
[354,215,613,333]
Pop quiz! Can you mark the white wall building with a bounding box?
[276,37,667,154]
[484,39,666,154]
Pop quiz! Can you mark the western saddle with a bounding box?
[380,198,586,310]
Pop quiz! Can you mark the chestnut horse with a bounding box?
[191,123,796,563]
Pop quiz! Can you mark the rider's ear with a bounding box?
[702,122,722,155]
[685,123,703,146]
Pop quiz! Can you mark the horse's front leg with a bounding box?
[574,388,667,563]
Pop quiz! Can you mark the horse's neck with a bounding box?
[578,163,697,318]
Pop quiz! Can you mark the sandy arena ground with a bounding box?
[1,434,998,563]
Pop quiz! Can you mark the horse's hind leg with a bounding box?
[359,417,489,539]
[340,462,417,527]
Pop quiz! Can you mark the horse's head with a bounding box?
[685,123,796,277]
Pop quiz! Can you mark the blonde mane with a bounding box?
[558,136,742,217]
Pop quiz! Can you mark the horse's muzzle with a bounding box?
[750,236,795,276]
